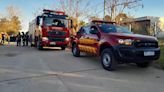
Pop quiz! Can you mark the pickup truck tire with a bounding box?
[72,44,80,57]
[136,62,151,68]
[101,48,117,71]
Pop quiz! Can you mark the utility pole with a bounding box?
[103,0,106,20]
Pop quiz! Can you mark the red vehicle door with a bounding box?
[85,25,100,54]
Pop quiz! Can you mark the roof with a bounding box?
[123,16,160,23]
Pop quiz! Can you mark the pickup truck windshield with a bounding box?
[99,24,132,34]
[44,17,68,27]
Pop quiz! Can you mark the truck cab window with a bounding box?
[44,17,67,27]
[52,19,65,27]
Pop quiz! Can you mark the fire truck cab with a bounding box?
[29,9,73,50]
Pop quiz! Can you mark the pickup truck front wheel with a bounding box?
[101,48,117,71]
[72,44,80,57]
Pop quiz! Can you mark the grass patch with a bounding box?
[156,45,164,69]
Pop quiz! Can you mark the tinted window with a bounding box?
[83,26,90,34]
[44,17,68,27]
[99,24,132,34]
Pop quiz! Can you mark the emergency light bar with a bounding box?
[43,9,65,15]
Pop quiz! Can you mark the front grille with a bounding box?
[48,30,66,36]
[48,37,65,42]
[134,41,158,48]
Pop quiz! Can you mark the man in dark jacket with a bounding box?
[1,33,5,45]
[25,32,29,46]
[16,32,21,46]
[22,32,26,46]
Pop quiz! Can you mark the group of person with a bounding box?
[16,32,29,46]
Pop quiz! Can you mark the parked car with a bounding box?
[71,20,160,71]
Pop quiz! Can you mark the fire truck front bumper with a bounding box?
[41,37,70,47]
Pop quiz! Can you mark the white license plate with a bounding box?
[50,42,56,45]
[144,51,155,56]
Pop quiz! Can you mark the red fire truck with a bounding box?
[29,9,72,50]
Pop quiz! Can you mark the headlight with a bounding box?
[118,39,133,45]
[42,37,49,41]
[65,37,70,41]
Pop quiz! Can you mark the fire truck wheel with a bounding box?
[61,47,66,50]
[101,48,117,71]
[72,44,80,57]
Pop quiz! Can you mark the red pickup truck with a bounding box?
[71,20,160,71]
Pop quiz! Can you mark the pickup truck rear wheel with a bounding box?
[136,62,151,68]
[72,44,80,57]
[101,48,117,71]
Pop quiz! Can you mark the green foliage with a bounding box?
[0,5,21,35]
[104,15,111,21]
[0,16,21,35]
[79,21,86,27]
[157,45,164,69]
[115,13,128,22]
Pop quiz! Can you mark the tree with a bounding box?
[89,16,101,22]
[0,5,22,35]
[79,21,86,27]
[104,15,111,21]
[6,5,21,19]
[58,0,91,18]
[158,18,164,32]
[57,0,93,32]
[0,18,9,33]
[105,0,143,20]
[8,16,21,35]
[115,13,128,23]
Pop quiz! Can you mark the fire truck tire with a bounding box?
[101,48,117,71]
[72,44,80,57]
[61,47,66,50]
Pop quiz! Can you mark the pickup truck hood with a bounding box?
[108,33,157,41]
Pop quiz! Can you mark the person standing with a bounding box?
[16,32,21,46]
[1,33,5,45]
[25,32,29,46]
[22,32,26,46]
